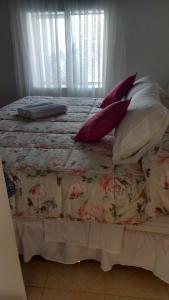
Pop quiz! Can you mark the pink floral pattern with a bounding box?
[0,96,157,224]
[142,129,169,217]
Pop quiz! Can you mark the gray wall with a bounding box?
[0,1,18,108]
[123,0,169,88]
[0,0,169,108]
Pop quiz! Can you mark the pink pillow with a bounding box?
[100,73,137,108]
[72,99,130,142]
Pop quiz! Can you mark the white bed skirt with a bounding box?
[14,217,169,284]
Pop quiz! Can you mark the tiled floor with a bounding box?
[20,256,169,300]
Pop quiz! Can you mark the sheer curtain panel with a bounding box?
[9,0,126,98]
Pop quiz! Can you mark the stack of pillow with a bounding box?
[72,74,169,164]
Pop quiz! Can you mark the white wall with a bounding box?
[122,0,169,87]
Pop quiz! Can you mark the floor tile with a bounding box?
[41,289,104,300]
[26,287,43,300]
[46,260,105,293]
[21,256,51,287]
[105,265,168,299]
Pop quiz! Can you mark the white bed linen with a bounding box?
[14,217,169,284]
[113,84,169,164]
[126,216,169,234]
[44,219,124,254]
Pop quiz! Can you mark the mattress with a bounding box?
[1,96,169,224]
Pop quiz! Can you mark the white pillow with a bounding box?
[159,88,169,110]
[113,84,169,164]
[127,75,152,98]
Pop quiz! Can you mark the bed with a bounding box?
[1,96,169,283]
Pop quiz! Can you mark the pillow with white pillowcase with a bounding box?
[113,83,169,164]
[127,75,152,98]
[159,87,169,110]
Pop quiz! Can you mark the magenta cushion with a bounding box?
[72,99,130,142]
[100,73,137,108]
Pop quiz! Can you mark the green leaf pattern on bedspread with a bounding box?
[142,128,169,217]
[0,96,168,224]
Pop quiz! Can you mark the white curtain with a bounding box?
[9,0,126,98]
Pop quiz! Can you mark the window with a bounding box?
[26,9,104,92]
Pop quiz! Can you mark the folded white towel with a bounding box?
[21,102,53,110]
[18,103,67,119]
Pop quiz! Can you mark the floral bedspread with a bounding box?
[0,96,149,224]
[142,127,169,218]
